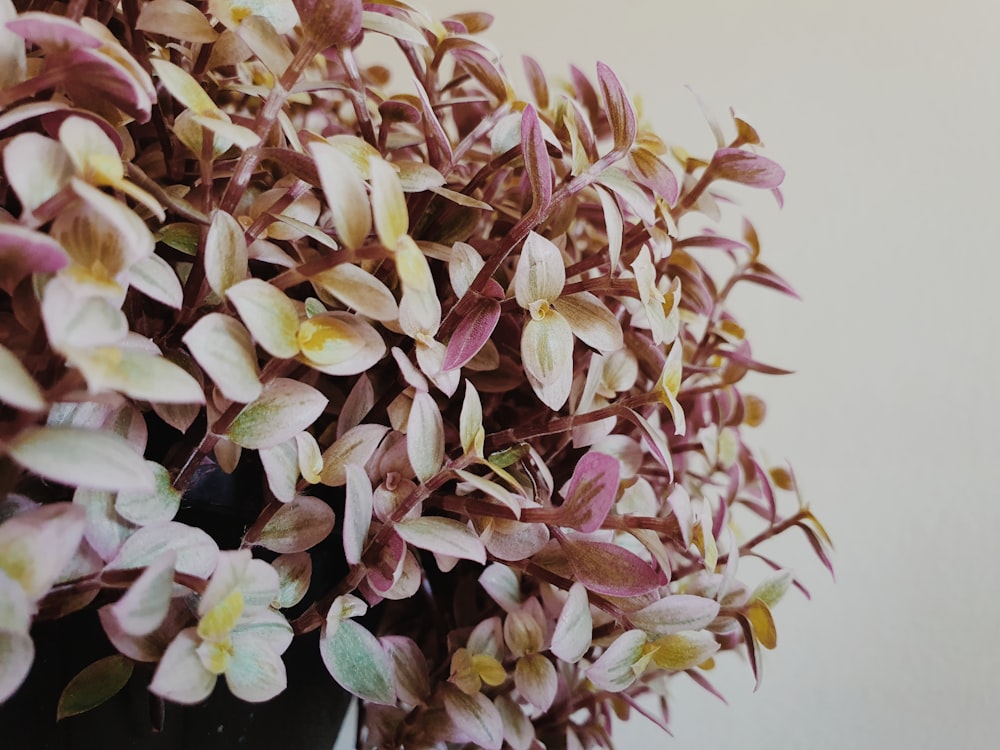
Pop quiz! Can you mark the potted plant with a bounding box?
[0,0,831,747]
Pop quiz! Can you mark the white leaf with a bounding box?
[149,628,216,704]
[258,439,299,503]
[309,141,371,250]
[204,209,248,297]
[343,464,373,565]
[585,629,647,692]
[0,342,45,412]
[128,253,183,309]
[106,522,218,580]
[183,313,262,404]
[7,427,154,492]
[114,461,182,526]
[556,292,623,352]
[630,594,721,639]
[406,390,443,482]
[225,278,300,359]
[0,503,86,600]
[550,582,592,663]
[513,231,564,306]
[396,517,485,564]
[225,627,288,702]
[108,551,176,636]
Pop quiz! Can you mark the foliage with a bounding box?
[0,0,830,747]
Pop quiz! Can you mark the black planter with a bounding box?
[0,609,353,749]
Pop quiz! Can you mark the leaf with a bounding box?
[709,148,785,189]
[752,569,794,608]
[443,686,503,750]
[0,503,86,600]
[596,61,636,152]
[458,382,485,457]
[56,655,133,721]
[396,517,486,564]
[0,342,46,411]
[478,563,521,613]
[595,185,623,270]
[183,313,262,404]
[451,48,508,102]
[136,0,219,43]
[150,58,216,116]
[649,630,720,670]
[71,346,205,405]
[521,312,574,407]
[227,378,328,450]
[272,552,312,609]
[443,289,501,371]
[258,439,299,503]
[106,522,218,580]
[496,694,534,750]
[226,626,289,702]
[128,254,183,309]
[0,631,33,703]
[628,147,678,205]
[551,582,592,663]
[115,461,182,526]
[383,635,430,705]
[255,495,335,553]
[630,595,721,639]
[320,619,396,704]
[7,427,154,492]
[205,210,249,297]
[369,155,409,250]
[746,599,777,650]
[407,390,444,482]
[556,452,619,533]
[514,231,565,306]
[515,653,557,711]
[0,224,69,294]
[309,141,371,250]
[309,263,399,322]
[343,464,373,565]
[148,628,216,704]
[107,551,176,637]
[556,292,623,353]
[225,278,300,359]
[520,105,552,214]
[319,423,388,486]
[561,538,660,597]
[585,630,647,692]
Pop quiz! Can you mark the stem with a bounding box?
[219,42,318,214]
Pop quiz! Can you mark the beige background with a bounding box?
[337,1,1000,747]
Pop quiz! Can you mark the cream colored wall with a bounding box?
[343,1,1000,747]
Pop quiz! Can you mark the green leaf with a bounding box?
[57,655,133,721]
[320,619,396,705]
[227,378,327,450]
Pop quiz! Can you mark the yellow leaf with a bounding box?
[747,599,777,649]
[197,589,244,642]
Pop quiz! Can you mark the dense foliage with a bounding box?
[0,1,830,747]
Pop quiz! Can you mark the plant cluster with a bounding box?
[0,0,830,747]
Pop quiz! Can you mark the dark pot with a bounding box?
[0,609,353,749]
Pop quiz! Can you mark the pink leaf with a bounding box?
[561,537,660,597]
[558,452,619,533]
[596,61,636,153]
[709,148,785,189]
[441,279,503,370]
[520,105,552,214]
[0,225,69,293]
